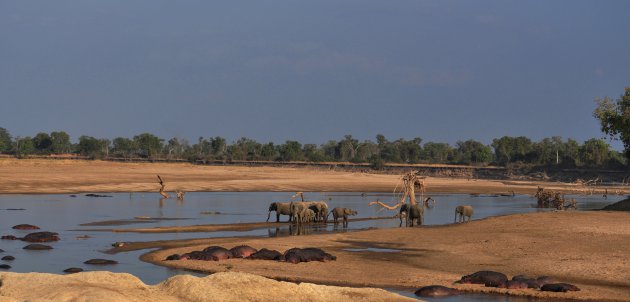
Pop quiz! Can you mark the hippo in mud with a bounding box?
[497,280,528,289]
[247,248,282,260]
[178,246,233,261]
[23,244,53,250]
[84,259,118,265]
[459,271,508,287]
[12,224,40,230]
[0,264,10,270]
[415,285,460,297]
[202,246,233,260]
[1,235,19,240]
[282,248,336,264]
[541,283,580,292]
[511,275,553,289]
[229,245,258,258]
[1,256,15,261]
[63,267,84,274]
[22,232,60,243]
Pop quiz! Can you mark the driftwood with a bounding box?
[368,171,432,213]
[157,175,170,199]
[535,187,576,210]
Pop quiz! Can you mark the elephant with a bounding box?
[309,201,329,222]
[455,205,473,223]
[300,208,316,223]
[267,202,292,222]
[329,207,357,225]
[407,204,424,227]
[398,204,409,227]
[290,202,308,224]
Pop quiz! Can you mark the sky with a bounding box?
[1,0,629,148]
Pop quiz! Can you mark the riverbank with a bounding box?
[0,271,416,302]
[139,211,630,302]
[0,159,622,195]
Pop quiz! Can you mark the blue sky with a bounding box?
[1,1,629,148]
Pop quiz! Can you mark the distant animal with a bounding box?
[329,207,357,225]
[267,202,292,222]
[455,205,473,223]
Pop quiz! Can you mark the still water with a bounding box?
[0,192,616,300]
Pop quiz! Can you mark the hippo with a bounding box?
[511,275,546,289]
[1,256,15,261]
[541,283,580,292]
[22,232,60,243]
[497,280,528,289]
[165,254,181,261]
[229,245,258,258]
[23,244,53,250]
[282,248,336,264]
[63,267,84,274]
[201,246,233,261]
[247,248,282,260]
[415,285,460,297]
[459,271,508,287]
[85,194,112,198]
[12,224,40,230]
[84,259,118,265]
[1,235,19,240]
[535,276,555,287]
[0,264,10,269]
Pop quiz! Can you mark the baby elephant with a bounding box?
[455,205,473,223]
[329,207,357,225]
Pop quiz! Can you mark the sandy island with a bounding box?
[1,159,629,301]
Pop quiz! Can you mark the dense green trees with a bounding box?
[0,127,625,169]
[0,128,11,153]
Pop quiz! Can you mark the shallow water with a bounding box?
[0,192,617,287]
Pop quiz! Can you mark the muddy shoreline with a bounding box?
[136,211,630,302]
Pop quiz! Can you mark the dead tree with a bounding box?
[369,171,430,211]
[176,190,186,200]
[157,175,170,199]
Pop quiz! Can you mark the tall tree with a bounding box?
[50,131,71,154]
[133,133,163,158]
[593,85,630,159]
[77,136,103,158]
[0,127,12,153]
[32,132,53,154]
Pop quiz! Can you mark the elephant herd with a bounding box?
[268,196,474,228]
[267,201,357,226]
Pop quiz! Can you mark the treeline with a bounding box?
[0,127,625,169]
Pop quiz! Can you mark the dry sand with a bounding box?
[0,271,416,302]
[0,158,620,194]
[141,211,630,302]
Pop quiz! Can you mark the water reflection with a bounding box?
[0,192,618,286]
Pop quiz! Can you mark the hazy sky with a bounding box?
[1,1,629,147]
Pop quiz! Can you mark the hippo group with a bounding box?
[2,232,60,243]
[454,270,580,293]
[165,245,336,264]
